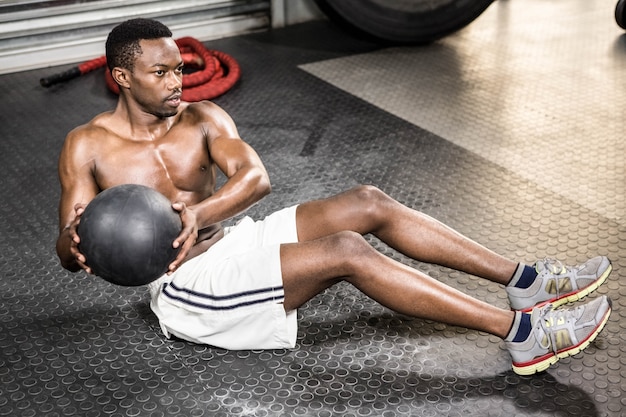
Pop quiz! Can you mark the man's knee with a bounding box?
[347,185,393,223]
[349,184,387,203]
[329,230,376,265]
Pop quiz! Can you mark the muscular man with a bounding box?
[56,18,612,376]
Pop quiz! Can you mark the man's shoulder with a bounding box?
[183,100,218,111]
[178,101,235,136]
[179,100,226,120]
[64,112,114,149]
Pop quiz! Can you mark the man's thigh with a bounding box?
[295,186,386,241]
[280,235,352,311]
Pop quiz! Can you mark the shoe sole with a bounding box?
[511,301,612,376]
[519,263,612,313]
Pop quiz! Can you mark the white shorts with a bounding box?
[148,205,299,350]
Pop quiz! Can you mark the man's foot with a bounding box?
[505,295,612,376]
[507,256,612,312]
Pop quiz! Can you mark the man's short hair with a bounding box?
[105,18,173,72]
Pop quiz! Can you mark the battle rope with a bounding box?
[40,37,241,101]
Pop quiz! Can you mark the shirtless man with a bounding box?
[56,18,612,376]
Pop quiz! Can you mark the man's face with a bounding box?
[128,38,183,118]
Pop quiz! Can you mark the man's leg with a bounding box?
[295,185,517,284]
[279,231,613,376]
[280,231,515,338]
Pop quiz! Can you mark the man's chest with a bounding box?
[94,136,213,193]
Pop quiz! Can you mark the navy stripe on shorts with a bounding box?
[161,281,285,311]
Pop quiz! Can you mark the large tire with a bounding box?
[315,0,495,44]
[617,0,626,30]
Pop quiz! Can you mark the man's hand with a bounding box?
[168,201,199,273]
[67,203,93,274]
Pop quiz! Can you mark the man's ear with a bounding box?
[111,67,131,89]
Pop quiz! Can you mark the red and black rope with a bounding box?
[40,37,241,101]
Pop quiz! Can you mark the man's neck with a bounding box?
[113,98,174,141]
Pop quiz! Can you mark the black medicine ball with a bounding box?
[78,184,182,286]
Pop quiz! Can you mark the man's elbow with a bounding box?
[61,259,81,273]
[57,251,81,272]
[257,172,272,198]
[242,166,271,201]
[56,237,80,272]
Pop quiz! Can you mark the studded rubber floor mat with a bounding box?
[0,1,623,416]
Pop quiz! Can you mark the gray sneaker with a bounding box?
[505,295,612,375]
[507,256,612,312]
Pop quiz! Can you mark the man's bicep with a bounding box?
[57,135,99,230]
[209,137,267,178]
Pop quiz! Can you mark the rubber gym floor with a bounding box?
[1,0,624,416]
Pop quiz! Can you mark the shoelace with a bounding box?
[534,258,572,301]
[535,258,567,275]
[534,303,578,354]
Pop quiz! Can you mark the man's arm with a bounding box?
[168,102,271,271]
[56,127,100,272]
[196,101,270,226]
[190,137,271,226]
